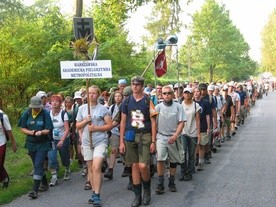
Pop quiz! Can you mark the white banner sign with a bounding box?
[60,60,112,79]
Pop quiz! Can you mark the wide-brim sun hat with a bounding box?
[29,96,43,108]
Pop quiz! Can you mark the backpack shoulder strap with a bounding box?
[0,112,4,127]
[110,104,115,116]
[61,110,67,122]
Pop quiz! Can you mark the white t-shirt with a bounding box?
[50,110,69,140]
[0,110,12,146]
[156,102,187,140]
[182,102,201,137]
[109,103,120,136]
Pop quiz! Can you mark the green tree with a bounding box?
[261,9,276,75]
[0,1,73,122]
[184,0,256,82]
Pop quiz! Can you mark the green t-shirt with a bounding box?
[18,109,54,151]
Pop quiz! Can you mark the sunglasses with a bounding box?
[162,92,173,95]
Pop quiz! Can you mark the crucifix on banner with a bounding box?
[60,17,112,149]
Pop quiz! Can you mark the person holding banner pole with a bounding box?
[76,85,113,207]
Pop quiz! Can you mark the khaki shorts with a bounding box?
[199,132,209,146]
[109,134,119,149]
[125,132,151,165]
[224,117,231,127]
[82,143,108,161]
[156,136,184,164]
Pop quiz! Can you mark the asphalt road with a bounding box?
[4,92,276,207]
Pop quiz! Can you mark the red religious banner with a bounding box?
[154,50,167,77]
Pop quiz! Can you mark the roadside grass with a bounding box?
[0,127,80,205]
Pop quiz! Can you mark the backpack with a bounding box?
[0,112,9,141]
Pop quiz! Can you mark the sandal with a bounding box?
[84,181,91,190]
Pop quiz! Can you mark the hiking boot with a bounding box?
[38,184,49,192]
[204,158,211,164]
[168,183,177,192]
[63,170,71,180]
[183,174,193,181]
[155,184,164,195]
[101,160,108,173]
[121,166,130,177]
[197,163,204,171]
[127,181,133,190]
[104,169,113,180]
[49,177,58,186]
[28,191,38,199]
[142,188,151,205]
[131,195,142,207]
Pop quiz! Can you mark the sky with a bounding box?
[23,0,276,63]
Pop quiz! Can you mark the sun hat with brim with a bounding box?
[73,91,82,100]
[29,96,43,108]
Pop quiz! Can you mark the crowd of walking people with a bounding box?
[0,75,273,207]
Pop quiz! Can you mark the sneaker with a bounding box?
[88,193,97,204]
[227,135,231,141]
[63,170,70,180]
[93,195,102,207]
[155,184,164,195]
[28,191,38,199]
[232,131,236,136]
[49,177,58,186]
[38,184,49,192]
[168,183,177,192]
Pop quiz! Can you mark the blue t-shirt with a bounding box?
[195,99,211,133]
[237,91,247,106]
[121,95,151,133]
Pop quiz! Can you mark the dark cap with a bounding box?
[198,83,207,90]
[123,86,133,96]
[131,76,144,85]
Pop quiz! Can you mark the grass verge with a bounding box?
[0,127,80,205]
